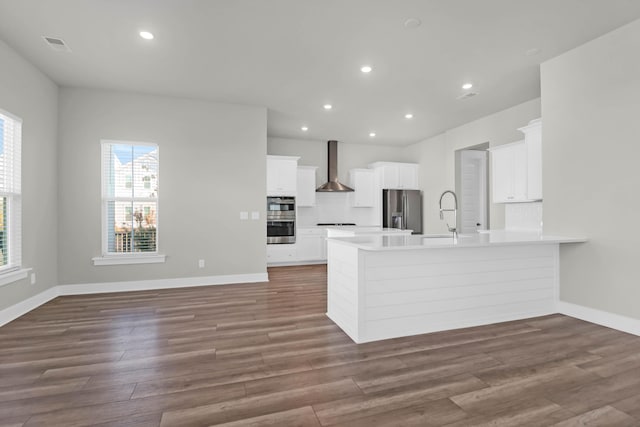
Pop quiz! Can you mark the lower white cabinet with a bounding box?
[267,228,327,265]
[296,228,326,262]
[266,244,297,263]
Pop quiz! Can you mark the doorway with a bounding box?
[455,143,489,234]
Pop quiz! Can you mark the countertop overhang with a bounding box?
[326,230,587,251]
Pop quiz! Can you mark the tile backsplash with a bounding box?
[505,201,543,232]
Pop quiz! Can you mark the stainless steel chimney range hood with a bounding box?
[316,140,354,192]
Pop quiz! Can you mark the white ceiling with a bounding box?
[1,0,640,146]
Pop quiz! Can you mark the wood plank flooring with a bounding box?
[1,264,640,426]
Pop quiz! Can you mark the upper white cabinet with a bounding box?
[491,141,528,203]
[267,155,299,196]
[297,166,317,207]
[369,162,419,190]
[490,118,542,203]
[349,168,375,207]
[519,118,543,201]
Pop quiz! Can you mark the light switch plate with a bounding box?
[240,211,249,220]
[251,211,260,220]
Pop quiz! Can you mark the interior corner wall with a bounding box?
[541,19,640,319]
[402,134,448,234]
[0,40,58,311]
[58,88,267,285]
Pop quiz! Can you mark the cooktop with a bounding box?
[317,223,356,226]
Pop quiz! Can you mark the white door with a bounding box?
[459,150,488,233]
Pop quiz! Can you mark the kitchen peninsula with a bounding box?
[326,231,585,343]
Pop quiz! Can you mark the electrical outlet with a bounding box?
[198,259,205,268]
[30,273,36,285]
[251,211,260,220]
[240,211,249,220]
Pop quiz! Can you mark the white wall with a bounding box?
[0,40,58,311]
[405,99,541,233]
[58,88,267,285]
[402,134,448,234]
[542,19,640,319]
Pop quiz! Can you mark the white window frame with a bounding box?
[93,140,165,266]
[0,108,28,285]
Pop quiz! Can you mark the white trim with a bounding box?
[0,272,268,327]
[267,260,326,267]
[92,254,166,266]
[0,267,31,288]
[0,286,58,327]
[57,273,269,295]
[558,301,640,337]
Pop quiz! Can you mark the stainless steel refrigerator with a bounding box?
[382,189,422,234]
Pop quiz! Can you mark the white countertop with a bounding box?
[325,226,412,234]
[326,230,586,251]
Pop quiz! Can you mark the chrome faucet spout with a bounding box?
[439,190,458,238]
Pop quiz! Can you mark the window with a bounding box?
[101,141,159,256]
[0,109,22,273]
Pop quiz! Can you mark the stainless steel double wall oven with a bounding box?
[266,196,296,244]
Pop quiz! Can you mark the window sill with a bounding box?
[0,268,32,288]
[92,254,166,266]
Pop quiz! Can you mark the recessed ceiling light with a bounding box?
[301,126,308,131]
[404,18,422,29]
[361,65,372,73]
[405,113,413,119]
[323,104,332,110]
[369,132,376,137]
[462,83,473,90]
[139,31,154,40]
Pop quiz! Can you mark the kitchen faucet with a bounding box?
[439,190,458,239]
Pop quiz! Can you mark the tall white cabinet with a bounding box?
[490,118,543,203]
[296,166,318,207]
[349,169,375,207]
[519,118,543,201]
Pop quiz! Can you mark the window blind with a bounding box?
[101,141,158,254]
[0,109,22,271]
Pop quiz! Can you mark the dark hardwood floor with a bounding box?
[1,264,640,426]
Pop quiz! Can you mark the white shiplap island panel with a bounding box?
[326,232,585,343]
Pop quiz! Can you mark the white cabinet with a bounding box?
[519,118,543,200]
[491,141,528,203]
[296,228,325,261]
[266,244,297,263]
[349,169,375,207]
[369,162,419,190]
[266,155,299,196]
[296,166,317,207]
[491,118,543,204]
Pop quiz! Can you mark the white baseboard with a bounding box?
[558,300,640,337]
[0,287,59,327]
[57,273,269,295]
[0,272,268,327]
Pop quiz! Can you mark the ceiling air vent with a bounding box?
[42,36,72,52]
[456,92,478,100]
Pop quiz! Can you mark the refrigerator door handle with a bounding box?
[402,193,407,230]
